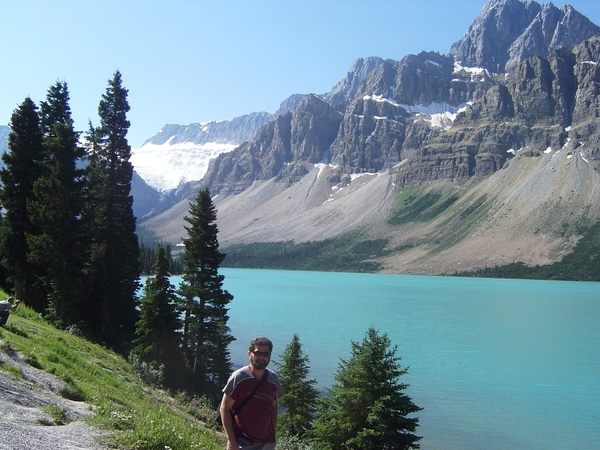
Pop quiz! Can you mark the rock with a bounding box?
[323,57,388,106]
[203,95,342,195]
[0,347,109,449]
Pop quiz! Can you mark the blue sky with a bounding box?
[2,1,600,147]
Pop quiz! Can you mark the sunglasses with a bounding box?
[251,350,271,357]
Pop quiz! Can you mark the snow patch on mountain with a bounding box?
[453,61,491,80]
[363,94,400,107]
[131,140,236,192]
[401,101,472,130]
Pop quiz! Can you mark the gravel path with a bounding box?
[0,344,110,450]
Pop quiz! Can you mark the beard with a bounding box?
[250,358,269,371]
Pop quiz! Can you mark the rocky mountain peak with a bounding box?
[323,56,389,106]
[201,94,344,195]
[274,94,307,117]
[450,0,600,73]
[142,111,274,147]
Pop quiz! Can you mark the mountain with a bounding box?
[130,102,308,193]
[139,0,600,197]
[130,171,176,221]
[323,56,390,105]
[138,0,600,276]
[0,125,9,154]
[130,113,271,192]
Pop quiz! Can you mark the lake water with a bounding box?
[169,269,600,449]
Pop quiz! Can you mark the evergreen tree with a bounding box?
[83,71,140,350]
[275,334,319,439]
[310,326,422,450]
[139,241,157,274]
[0,215,11,294]
[27,81,86,325]
[0,98,46,308]
[178,187,234,392]
[134,245,183,385]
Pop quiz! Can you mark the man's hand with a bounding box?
[221,393,238,450]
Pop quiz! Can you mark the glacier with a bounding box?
[130,140,236,192]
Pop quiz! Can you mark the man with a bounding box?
[0,297,20,327]
[221,336,282,450]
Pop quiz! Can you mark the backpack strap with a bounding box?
[232,370,269,417]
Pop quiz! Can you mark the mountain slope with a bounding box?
[144,138,599,275]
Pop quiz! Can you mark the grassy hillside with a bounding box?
[0,303,224,450]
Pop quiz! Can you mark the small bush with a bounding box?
[64,324,84,337]
[128,352,164,389]
[278,435,314,450]
[60,383,86,401]
[40,404,70,425]
[24,353,43,369]
[96,405,135,431]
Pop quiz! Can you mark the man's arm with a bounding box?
[220,393,238,450]
[271,399,278,438]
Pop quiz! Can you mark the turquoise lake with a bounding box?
[170,268,600,449]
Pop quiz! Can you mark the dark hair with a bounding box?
[249,336,273,353]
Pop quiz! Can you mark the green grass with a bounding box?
[0,360,23,378]
[0,304,225,450]
[387,187,459,225]
[423,193,493,254]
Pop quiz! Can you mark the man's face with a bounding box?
[249,345,271,371]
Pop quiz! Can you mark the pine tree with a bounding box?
[139,241,157,275]
[83,71,140,350]
[275,334,319,439]
[27,81,86,325]
[0,98,46,308]
[134,245,182,368]
[310,326,422,450]
[178,187,234,392]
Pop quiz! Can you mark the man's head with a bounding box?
[7,297,14,305]
[248,336,273,371]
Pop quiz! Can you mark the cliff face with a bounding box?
[202,37,600,194]
[449,0,600,73]
[395,38,600,187]
[203,95,343,195]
